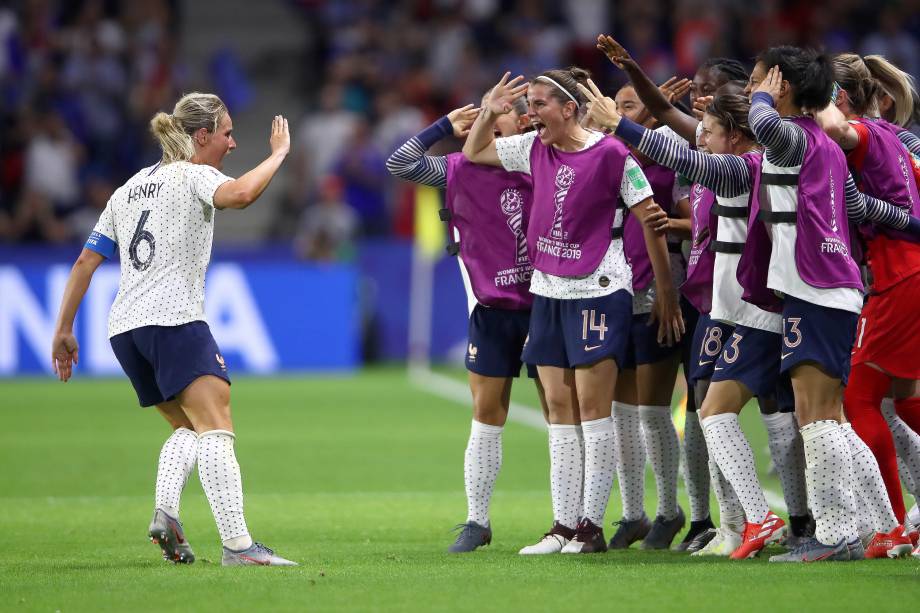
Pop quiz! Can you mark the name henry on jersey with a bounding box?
[127,181,165,204]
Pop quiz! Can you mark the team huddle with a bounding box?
[46,31,920,567]
[388,35,920,562]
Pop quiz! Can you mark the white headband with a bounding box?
[535,75,579,106]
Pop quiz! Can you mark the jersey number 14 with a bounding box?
[130,210,156,271]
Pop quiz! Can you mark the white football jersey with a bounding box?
[85,161,233,337]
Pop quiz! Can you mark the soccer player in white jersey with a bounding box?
[465,69,683,553]
[50,92,295,566]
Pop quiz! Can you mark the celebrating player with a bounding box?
[464,68,683,553]
[595,36,812,555]
[742,48,920,562]
[386,98,550,553]
[51,93,296,566]
[608,82,691,551]
[818,53,920,557]
[581,80,801,559]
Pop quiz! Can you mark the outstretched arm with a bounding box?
[596,34,700,143]
[844,172,920,239]
[52,248,105,382]
[578,79,753,197]
[214,115,290,210]
[386,105,480,188]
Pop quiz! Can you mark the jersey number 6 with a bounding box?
[129,210,156,271]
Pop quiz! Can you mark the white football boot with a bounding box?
[519,521,575,555]
[691,526,742,557]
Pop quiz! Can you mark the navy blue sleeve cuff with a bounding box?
[614,118,646,148]
[416,116,454,149]
[905,216,920,240]
[751,92,776,107]
[84,231,116,258]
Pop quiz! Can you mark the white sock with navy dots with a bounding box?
[582,417,616,526]
[762,412,809,518]
[613,402,647,521]
[702,413,769,524]
[548,424,583,530]
[683,411,711,522]
[198,430,252,551]
[841,423,898,533]
[464,420,503,527]
[154,427,198,519]
[640,405,681,520]
[882,399,920,502]
[800,420,858,545]
[709,455,745,533]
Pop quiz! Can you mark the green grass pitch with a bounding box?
[2,368,919,612]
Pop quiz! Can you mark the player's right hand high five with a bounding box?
[269,114,290,156]
[214,114,290,210]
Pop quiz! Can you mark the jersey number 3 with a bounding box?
[129,210,156,271]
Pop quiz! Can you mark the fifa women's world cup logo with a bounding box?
[501,188,529,265]
[551,165,575,239]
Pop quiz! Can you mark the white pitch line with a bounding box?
[408,366,546,430]
[409,365,789,513]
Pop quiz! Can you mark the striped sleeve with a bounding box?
[616,117,752,197]
[844,172,909,229]
[385,117,453,188]
[749,93,806,167]
[898,130,920,157]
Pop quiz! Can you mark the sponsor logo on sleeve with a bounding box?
[626,166,649,191]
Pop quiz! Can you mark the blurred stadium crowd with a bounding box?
[2,0,919,254]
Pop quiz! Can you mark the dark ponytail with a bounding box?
[756,46,834,110]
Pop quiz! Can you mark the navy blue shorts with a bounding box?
[620,311,683,370]
[466,304,536,378]
[780,295,858,384]
[679,298,701,375]
[773,372,795,413]
[522,290,632,369]
[688,313,735,385]
[110,321,231,408]
[711,325,783,398]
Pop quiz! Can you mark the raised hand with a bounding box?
[596,34,635,70]
[447,104,481,137]
[270,115,290,156]
[692,95,713,120]
[51,332,79,382]
[485,72,529,115]
[660,77,691,104]
[754,65,784,101]
[576,78,621,132]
